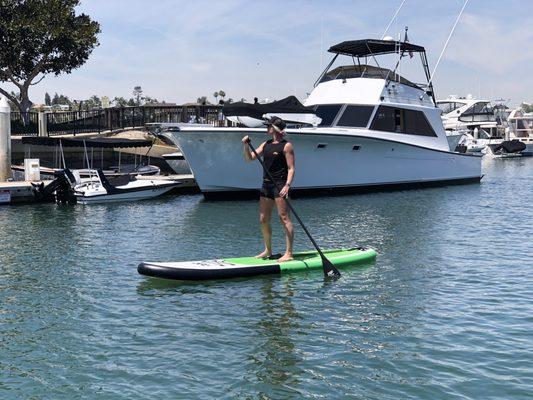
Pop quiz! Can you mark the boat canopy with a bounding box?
[222,95,315,120]
[21,136,153,148]
[315,37,435,104]
[329,39,425,57]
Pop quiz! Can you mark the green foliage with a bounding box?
[0,0,100,112]
[113,97,129,107]
[44,92,51,106]
[83,94,101,110]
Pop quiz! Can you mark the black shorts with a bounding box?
[260,180,285,199]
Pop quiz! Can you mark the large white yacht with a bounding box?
[166,38,482,199]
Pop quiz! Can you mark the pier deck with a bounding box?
[0,180,52,204]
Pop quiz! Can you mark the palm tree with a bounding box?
[218,90,226,101]
[213,91,219,103]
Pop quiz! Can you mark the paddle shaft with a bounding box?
[246,139,340,277]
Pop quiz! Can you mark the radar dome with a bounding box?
[383,36,395,41]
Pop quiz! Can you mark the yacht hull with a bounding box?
[169,128,482,199]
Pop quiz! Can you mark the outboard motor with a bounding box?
[32,169,77,204]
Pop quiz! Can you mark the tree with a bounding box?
[0,0,100,116]
[52,93,60,105]
[133,86,143,106]
[143,96,159,105]
[197,96,208,105]
[44,92,51,106]
[213,91,219,103]
[58,94,71,105]
[113,97,128,107]
[84,94,101,109]
[127,98,136,107]
[218,90,226,100]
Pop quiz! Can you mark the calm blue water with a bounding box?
[1,158,532,399]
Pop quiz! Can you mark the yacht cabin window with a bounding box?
[336,105,374,128]
[314,104,343,126]
[370,105,437,137]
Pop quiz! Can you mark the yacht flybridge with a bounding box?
[166,38,482,199]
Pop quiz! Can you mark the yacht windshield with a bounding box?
[459,102,494,123]
[314,104,343,126]
[438,101,466,114]
[337,105,374,128]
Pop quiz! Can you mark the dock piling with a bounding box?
[0,96,12,181]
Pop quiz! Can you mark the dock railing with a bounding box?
[10,105,229,136]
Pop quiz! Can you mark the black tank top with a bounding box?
[262,139,288,183]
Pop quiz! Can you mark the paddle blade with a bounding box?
[321,255,341,279]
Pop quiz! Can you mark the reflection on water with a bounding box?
[247,277,303,398]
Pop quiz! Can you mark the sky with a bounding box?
[7,0,533,107]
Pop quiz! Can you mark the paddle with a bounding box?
[246,138,341,279]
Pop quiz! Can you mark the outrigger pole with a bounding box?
[428,0,469,87]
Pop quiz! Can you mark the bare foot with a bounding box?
[278,254,294,262]
[255,250,271,259]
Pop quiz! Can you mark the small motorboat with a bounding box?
[483,139,526,158]
[73,170,181,204]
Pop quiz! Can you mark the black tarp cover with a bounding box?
[328,39,425,57]
[21,136,153,148]
[223,96,315,119]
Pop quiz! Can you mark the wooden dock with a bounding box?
[0,180,52,204]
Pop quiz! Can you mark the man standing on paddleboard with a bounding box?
[242,117,295,262]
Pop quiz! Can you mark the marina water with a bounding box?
[1,158,532,399]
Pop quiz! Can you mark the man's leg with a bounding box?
[276,197,294,262]
[256,196,274,258]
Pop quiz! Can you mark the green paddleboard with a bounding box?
[138,247,377,281]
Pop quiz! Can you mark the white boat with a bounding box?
[437,96,505,153]
[165,38,482,199]
[74,170,181,204]
[482,139,526,158]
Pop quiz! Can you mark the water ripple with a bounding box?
[1,158,532,399]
